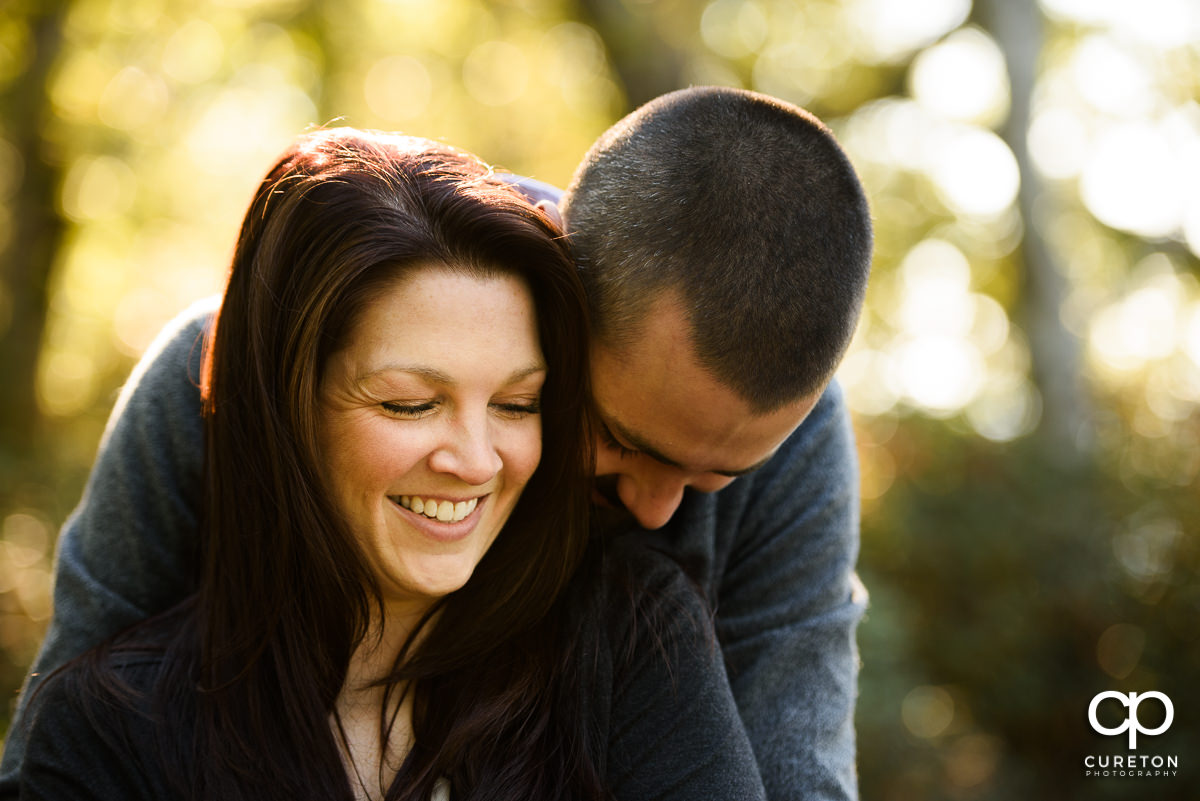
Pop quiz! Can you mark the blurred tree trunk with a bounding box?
[0,1,69,464]
[572,0,689,111]
[975,0,1094,465]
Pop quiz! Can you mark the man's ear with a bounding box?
[535,199,563,228]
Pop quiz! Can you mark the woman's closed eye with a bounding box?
[379,399,540,420]
[491,399,541,419]
[380,400,438,418]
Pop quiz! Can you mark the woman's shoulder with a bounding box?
[20,645,178,800]
[29,641,171,737]
[571,532,716,669]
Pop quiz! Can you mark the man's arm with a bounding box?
[723,380,865,800]
[659,380,866,801]
[0,299,214,792]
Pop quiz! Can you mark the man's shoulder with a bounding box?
[129,297,217,383]
[718,378,852,502]
[105,296,217,425]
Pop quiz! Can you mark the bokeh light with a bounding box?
[463,40,530,107]
[929,126,1020,218]
[1080,120,1191,238]
[909,26,1009,127]
[848,0,970,63]
[364,56,433,121]
[902,685,956,739]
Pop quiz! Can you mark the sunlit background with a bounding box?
[1,0,1198,798]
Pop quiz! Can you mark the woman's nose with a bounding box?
[427,414,503,486]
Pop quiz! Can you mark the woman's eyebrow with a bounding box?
[357,364,455,385]
[357,363,546,386]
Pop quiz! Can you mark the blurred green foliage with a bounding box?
[1,0,1198,798]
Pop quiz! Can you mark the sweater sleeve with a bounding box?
[0,301,214,796]
[604,543,767,801]
[713,381,867,801]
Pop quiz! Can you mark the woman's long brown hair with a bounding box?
[150,129,601,800]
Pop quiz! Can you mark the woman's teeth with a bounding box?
[396,495,478,523]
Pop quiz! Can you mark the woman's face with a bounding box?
[318,265,545,615]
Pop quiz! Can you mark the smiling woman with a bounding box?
[318,268,546,616]
[10,129,767,801]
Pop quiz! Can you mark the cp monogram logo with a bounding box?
[1088,691,1174,749]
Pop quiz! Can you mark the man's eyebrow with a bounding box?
[712,453,775,478]
[605,418,774,478]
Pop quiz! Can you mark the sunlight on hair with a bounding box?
[909,27,1009,127]
[463,40,530,107]
[364,56,433,121]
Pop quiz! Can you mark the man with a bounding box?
[0,86,871,799]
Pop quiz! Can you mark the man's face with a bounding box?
[590,293,821,530]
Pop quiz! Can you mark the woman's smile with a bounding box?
[389,493,489,542]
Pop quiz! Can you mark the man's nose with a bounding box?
[619,473,686,530]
